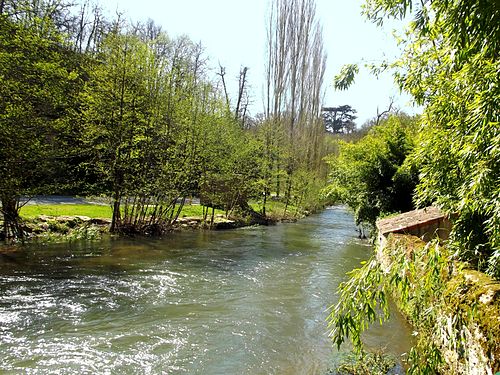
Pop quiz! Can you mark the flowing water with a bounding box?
[0,207,412,374]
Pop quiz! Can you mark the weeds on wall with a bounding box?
[327,236,499,374]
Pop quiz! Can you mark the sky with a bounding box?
[101,0,419,126]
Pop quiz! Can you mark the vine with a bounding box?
[326,235,500,374]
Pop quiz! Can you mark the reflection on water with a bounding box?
[0,207,412,374]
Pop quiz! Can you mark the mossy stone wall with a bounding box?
[380,234,499,374]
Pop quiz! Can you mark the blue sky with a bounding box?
[102,0,419,125]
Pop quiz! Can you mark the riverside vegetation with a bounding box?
[0,0,332,241]
[15,199,305,243]
[325,0,499,373]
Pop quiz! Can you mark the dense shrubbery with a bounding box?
[328,0,499,373]
[330,0,499,278]
[323,114,419,227]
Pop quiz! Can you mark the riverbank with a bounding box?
[1,198,311,244]
[327,209,500,373]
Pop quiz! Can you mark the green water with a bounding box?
[0,207,412,374]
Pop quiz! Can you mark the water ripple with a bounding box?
[0,207,412,374]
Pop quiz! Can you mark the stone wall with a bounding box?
[379,234,499,374]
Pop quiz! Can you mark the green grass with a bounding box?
[20,204,113,219]
[179,205,224,218]
[19,201,298,221]
[19,203,225,220]
[250,200,300,218]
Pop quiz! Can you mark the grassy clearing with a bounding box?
[20,204,112,218]
[19,201,296,222]
[19,203,225,220]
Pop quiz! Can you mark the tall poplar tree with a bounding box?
[263,0,328,216]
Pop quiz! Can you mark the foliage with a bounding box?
[263,0,330,218]
[0,0,331,239]
[359,0,500,277]
[328,257,390,352]
[0,13,79,238]
[328,238,450,374]
[328,351,400,375]
[289,167,329,215]
[333,64,359,91]
[323,114,419,226]
[199,113,261,217]
[331,0,500,277]
[32,222,103,243]
[329,234,500,374]
[249,200,299,221]
[81,29,175,231]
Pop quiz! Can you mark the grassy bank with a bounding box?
[19,200,300,222]
[19,203,223,220]
[20,204,112,219]
[9,200,310,244]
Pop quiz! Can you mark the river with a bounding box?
[0,206,412,374]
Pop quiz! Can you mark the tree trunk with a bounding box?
[110,192,121,233]
[1,195,22,240]
[283,171,293,219]
[262,188,268,216]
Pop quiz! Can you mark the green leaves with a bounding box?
[328,237,457,372]
[324,114,419,226]
[333,64,359,91]
[362,0,413,25]
[327,258,389,353]
[361,0,500,278]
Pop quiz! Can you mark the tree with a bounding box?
[365,0,500,277]
[0,13,78,239]
[235,66,250,127]
[322,105,357,134]
[324,114,419,227]
[81,31,155,232]
[334,0,500,277]
[264,0,328,216]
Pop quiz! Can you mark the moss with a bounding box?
[46,220,70,234]
[382,233,500,373]
[16,215,107,243]
[443,270,500,371]
[327,350,402,375]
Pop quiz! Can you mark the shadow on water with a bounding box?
[0,206,413,374]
